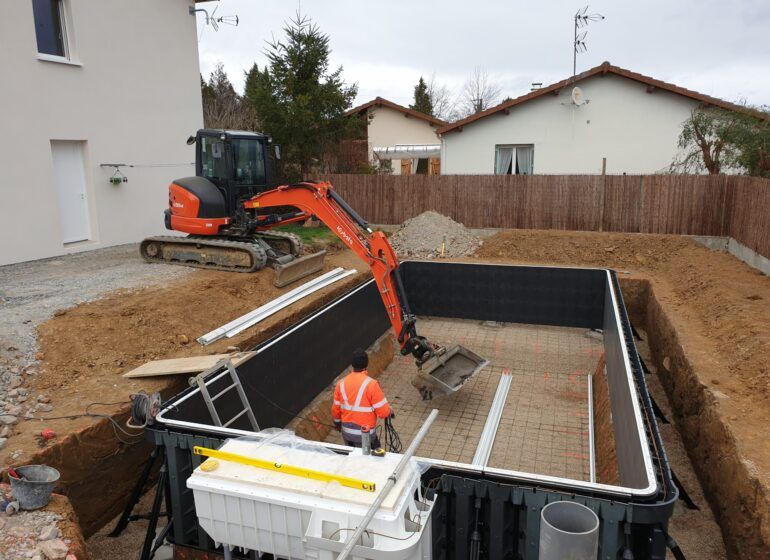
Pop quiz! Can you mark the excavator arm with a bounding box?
[244,181,435,364]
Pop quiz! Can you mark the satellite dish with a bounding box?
[571,86,587,106]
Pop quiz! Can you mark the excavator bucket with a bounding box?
[412,345,489,400]
[272,250,327,288]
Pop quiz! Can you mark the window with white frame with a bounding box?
[494,145,534,175]
[32,0,68,58]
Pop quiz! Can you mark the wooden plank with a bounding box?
[122,352,255,378]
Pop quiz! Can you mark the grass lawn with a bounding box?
[274,223,342,249]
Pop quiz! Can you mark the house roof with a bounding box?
[346,97,448,127]
[437,61,764,135]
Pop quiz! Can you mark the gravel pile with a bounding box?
[389,211,481,258]
[0,507,68,559]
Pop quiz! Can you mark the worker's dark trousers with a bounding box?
[343,433,381,449]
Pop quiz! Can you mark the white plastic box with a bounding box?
[187,437,434,560]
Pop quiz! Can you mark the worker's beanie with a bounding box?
[351,349,369,371]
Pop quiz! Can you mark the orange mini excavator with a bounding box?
[141,129,327,287]
[141,130,487,397]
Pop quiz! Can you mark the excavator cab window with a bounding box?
[232,138,266,186]
[199,136,228,182]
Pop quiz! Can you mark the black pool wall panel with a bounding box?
[431,474,674,560]
[164,281,389,431]
[236,281,389,429]
[400,261,606,328]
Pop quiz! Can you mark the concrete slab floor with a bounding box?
[325,317,603,481]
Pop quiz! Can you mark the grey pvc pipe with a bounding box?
[336,409,439,560]
[539,501,599,560]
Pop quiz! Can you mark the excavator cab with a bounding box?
[194,130,277,214]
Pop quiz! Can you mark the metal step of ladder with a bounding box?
[189,359,259,431]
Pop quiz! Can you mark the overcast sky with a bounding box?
[196,0,770,110]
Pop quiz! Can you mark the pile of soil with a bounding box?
[389,211,481,258]
[478,229,694,271]
[32,254,364,393]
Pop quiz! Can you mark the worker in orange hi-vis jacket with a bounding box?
[332,349,392,448]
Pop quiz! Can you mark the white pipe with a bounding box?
[336,409,439,560]
[539,501,599,560]
[226,269,355,337]
[197,268,354,345]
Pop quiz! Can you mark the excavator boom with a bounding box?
[245,181,488,398]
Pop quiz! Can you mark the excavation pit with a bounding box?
[153,261,675,558]
[322,318,602,481]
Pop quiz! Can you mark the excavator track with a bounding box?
[258,230,303,257]
[140,236,268,272]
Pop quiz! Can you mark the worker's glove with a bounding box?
[389,411,396,420]
[333,420,341,432]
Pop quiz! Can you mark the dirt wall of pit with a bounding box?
[620,278,770,560]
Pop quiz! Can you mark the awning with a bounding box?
[373,144,441,159]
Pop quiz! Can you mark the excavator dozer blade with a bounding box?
[272,250,327,288]
[412,345,489,400]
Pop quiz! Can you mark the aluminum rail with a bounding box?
[336,409,439,560]
[588,373,596,483]
[197,268,355,345]
[472,371,512,467]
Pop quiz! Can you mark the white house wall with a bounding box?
[441,74,698,175]
[0,0,203,266]
[367,106,441,174]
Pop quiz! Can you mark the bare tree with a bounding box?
[202,63,259,130]
[426,74,455,122]
[456,67,503,118]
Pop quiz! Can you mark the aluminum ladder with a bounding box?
[190,359,259,431]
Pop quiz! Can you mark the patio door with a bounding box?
[51,140,91,243]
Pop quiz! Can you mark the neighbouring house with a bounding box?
[346,97,447,175]
[0,0,205,266]
[439,61,753,175]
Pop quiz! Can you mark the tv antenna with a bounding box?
[190,3,240,35]
[573,6,604,80]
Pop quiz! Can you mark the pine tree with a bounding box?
[410,77,433,116]
[243,13,358,178]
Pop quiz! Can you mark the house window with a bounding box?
[32,0,68,58]
[495,145,534,175]
[415,158,429,175]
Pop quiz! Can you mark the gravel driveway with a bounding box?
[0,244,192,363]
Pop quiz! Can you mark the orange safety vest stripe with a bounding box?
[331,371,390,428]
